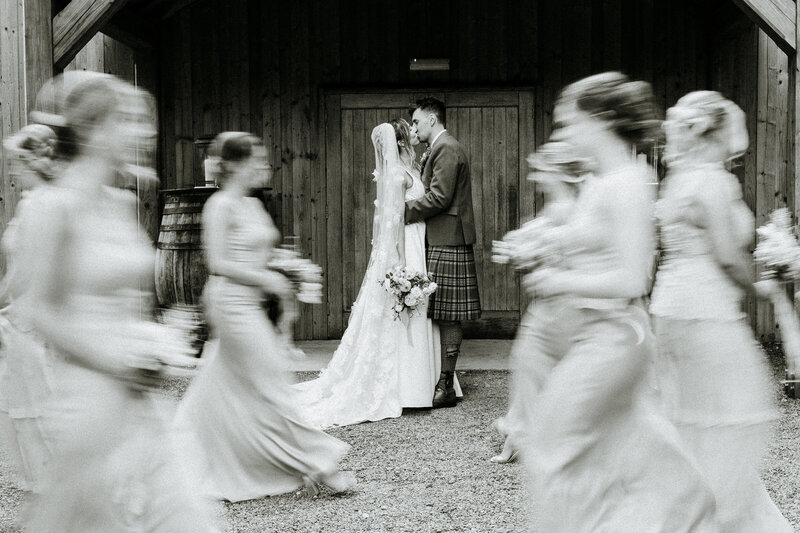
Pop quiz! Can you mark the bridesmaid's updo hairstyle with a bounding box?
[560,72,661,149]
[3,124,58,181]
[668,91,748,161]
[58,75,124,160]
[207,131,262,186]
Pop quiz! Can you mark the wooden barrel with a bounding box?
[155,187,216,307]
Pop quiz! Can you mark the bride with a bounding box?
[296,119,460,428]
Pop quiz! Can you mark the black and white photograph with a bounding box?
[0,0,799,531]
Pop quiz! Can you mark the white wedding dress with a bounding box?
[295,124,460,429]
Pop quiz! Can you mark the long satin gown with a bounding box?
[23,186,220,532]
[0,190,54,493]
[174,194,350,502]
[294,168,460,429]
[651,163,793,532]
[523,166,719,532]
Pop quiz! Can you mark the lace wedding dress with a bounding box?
[295,123,460,429]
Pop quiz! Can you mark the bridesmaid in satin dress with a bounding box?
[651,91,793,532]
[18,74,221,532]
[522,72,719,532]
[489,141,587,465]
[174,132,355,501]
[0,124,58,493]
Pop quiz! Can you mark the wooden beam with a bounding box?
[731,0,796,54]
[53,0,131,70]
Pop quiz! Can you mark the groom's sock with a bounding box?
[439,320,462,374]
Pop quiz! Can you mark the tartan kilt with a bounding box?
[426,245,481,321]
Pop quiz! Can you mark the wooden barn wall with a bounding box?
[0,0,52,274]
[705,0,791,340]
[155,0,788,339]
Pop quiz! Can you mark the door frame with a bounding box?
[322,86,537,339]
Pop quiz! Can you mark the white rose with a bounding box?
[409,286,423,300]
[404,294,418,307]
[399,280,412,292]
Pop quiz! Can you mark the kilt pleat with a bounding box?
[426,245,481,321]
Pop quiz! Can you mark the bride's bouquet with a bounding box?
[492,216,561,272]
[753,207,800,398]
[381,266,437,321]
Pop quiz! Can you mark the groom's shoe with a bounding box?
[432,372,457,408]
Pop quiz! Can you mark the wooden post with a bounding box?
[792,3,800,229]
[0,0,53,268]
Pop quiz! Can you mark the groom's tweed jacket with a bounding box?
[404,131,477,246]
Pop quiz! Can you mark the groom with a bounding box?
[405,97,481,408]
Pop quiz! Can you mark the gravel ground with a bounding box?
[0,348,798,532]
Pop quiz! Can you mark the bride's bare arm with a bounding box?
[203,194,290,295]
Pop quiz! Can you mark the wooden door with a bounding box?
[324,90,535,338]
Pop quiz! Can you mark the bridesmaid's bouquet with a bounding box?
[492,216,561,272]
[122,320,203,389]
[263,243,324,328]
[268,247,324,304]
[381,266,437,321]
[753,208,800,282]
[753,208,800,398]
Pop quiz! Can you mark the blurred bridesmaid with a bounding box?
[174,132,354,501]
[0,124,58,492]
[522,72,718,531]
[17,73,221,532]
[490,141,587,464]
[651,91,793,531]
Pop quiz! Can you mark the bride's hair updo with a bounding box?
[559,72,661,149]
[207,131,262,185]
[389,118,417,168]
[666,91,748,161]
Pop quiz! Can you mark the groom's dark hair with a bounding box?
[413,97,446,127]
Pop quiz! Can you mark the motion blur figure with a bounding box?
[490,141,587,465]
[174,132,354,501]
[521,73,718,532]
[16,74,221,532]
[0,124,58,493]
[651,91,793,532]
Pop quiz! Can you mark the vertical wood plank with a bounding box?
[325,94,343,336]
[341,109,356,312]
[23,0,53,118]
[505,105,520,312]
[481,108,495,310]
[492,107,507,309]
[518,91,535,311]
[469,107,485,309]
[0,0,24,241]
